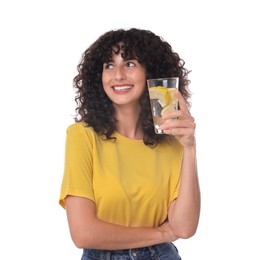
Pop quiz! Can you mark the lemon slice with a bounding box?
[149,86,171,107]
[168,88,178,105]
[161,104,176,115]
[161,89,178,115]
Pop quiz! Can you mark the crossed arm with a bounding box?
[65,196,178,250]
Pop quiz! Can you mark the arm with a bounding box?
[160,90,201,238]
[65,196,178,250]
[168,146,200,238]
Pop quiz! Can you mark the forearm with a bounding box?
[66,196,178,250]
[73,218,177,250]
[168,145,200,238]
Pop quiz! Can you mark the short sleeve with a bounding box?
[59,123,95,208]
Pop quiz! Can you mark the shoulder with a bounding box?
[66,122,97,143]
[66,122,94,135]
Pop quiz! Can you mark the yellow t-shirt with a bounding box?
[59,122,183,228]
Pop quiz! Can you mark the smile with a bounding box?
[113,85,133,91]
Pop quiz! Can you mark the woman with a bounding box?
[59,28,200,259]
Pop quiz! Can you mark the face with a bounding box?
[102,50,146,108]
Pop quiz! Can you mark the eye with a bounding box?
[104,63,114,69]
[126,61,136,67]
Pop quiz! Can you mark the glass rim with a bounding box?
[146,77,179,81]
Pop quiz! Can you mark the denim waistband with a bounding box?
[82,242,180,260]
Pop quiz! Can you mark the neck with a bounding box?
[114,105,143,140]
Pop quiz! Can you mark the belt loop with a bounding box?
[105,251,111,260]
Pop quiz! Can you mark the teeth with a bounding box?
[113,86,132,91]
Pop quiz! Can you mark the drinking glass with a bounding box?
[147,77,179,134]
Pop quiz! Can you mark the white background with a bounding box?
[0,0,258,259]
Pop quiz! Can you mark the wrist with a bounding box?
[182,143,196,153]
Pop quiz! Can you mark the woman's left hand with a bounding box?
[160,90,196,148]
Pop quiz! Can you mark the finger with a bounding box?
[160,119,195,131]
[163,127,195,137]
[175,90,190,114]
[162,109,183,119]
[162,110,194,121]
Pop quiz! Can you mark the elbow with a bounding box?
[169,215,200,239]
[178,231,196,239]
[73,239,85,249]
[174,225,198,239]
[72,236,86,249]
[71,232,93,249]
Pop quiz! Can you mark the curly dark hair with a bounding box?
[73,28,191,146]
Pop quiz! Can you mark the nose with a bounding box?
[115,67,126,81]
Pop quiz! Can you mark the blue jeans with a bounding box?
[81,243,181,259]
